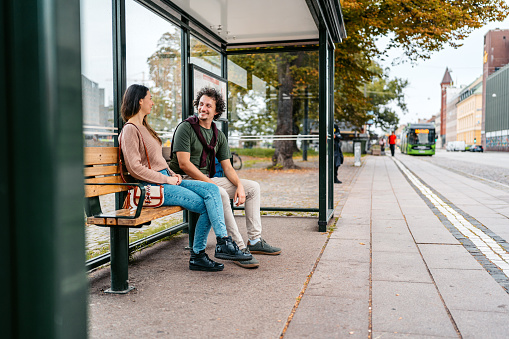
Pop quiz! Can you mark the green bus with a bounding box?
[400,123,436,155]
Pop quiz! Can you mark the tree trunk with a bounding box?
[273,56,299,169]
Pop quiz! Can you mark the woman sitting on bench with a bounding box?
[120,84,251,271]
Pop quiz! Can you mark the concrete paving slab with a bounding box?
[400,208,437,218]
[321,238,370,263]
[336,215,371,225]
[372,281,458,337]
[284,296,368,338]
[285,322,363,338]
[372,231,418,253]
[372,219,409,233]
[429,268,509,313]
[305,260,369,299]
[331,222,370,241]
[372,209,407,220]
[418,244,484,270]
[410,227,457,244]
[407,223,460,245]
[372,251,432,283]
[449,309,509,339]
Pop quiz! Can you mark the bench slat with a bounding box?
[84,147,118,165]
[86,206,183,226]
[84,165,120,177]
[84,176,129,197]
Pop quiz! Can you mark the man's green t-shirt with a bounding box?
[169,121,231,176]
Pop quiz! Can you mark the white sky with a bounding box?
[378,6,509,127]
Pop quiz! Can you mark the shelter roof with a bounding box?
[167,0,345,46]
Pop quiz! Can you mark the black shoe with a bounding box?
[334,178,342,184]
[215,236,253,261]
[189,250,224,271]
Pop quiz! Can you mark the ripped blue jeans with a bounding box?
[154,169,227,253]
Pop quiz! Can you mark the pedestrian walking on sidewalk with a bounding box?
[389,131,397,156]
[119,84,251,272]
[334,123,344,184]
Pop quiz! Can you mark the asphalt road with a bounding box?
[406,148,509,188]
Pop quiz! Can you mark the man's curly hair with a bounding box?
[193,87,226,120]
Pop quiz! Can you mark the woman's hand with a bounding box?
[167,176,180,185]
[174,174,183,185]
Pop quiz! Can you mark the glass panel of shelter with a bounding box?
[126,0,182,146]
[226,51,320,211]
[80,0,115,147]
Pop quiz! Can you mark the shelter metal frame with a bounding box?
[2,0,345,330]
[85,0,343,279]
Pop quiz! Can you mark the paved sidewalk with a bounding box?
[285,155,509,338]
[88,155,509,338]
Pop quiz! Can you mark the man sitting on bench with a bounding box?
[169,87,282,269]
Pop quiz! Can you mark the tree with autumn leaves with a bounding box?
[335,0,509,130]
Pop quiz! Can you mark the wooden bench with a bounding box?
[84,147,187,293]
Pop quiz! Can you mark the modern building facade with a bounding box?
[482,29,509,148]
[485,63,509,151]
[456,76,483,145]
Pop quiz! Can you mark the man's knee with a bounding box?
[218,186,230,203]
[242,179,260,198]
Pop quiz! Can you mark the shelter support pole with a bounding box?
[0,0,87,337]
[318,27,334,231]
[328,41,335,213]
[108,0,132,294]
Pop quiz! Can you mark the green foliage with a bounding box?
[231,147,319,158]
[364,64,408,131]
[231,147,275,158]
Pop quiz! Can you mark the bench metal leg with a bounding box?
[106,227,134,294]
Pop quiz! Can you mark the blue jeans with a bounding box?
[154,170,227,253]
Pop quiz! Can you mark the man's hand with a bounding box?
[234,183,246,206]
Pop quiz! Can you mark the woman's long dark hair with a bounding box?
[121,84,161,144]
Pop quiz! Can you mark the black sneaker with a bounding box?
[189,250,224,271]
[215,236,253,261]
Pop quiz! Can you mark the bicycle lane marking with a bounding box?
[393,158,509,291]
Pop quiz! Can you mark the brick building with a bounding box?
[440,68,453,147]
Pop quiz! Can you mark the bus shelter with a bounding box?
[2,0,345,337]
